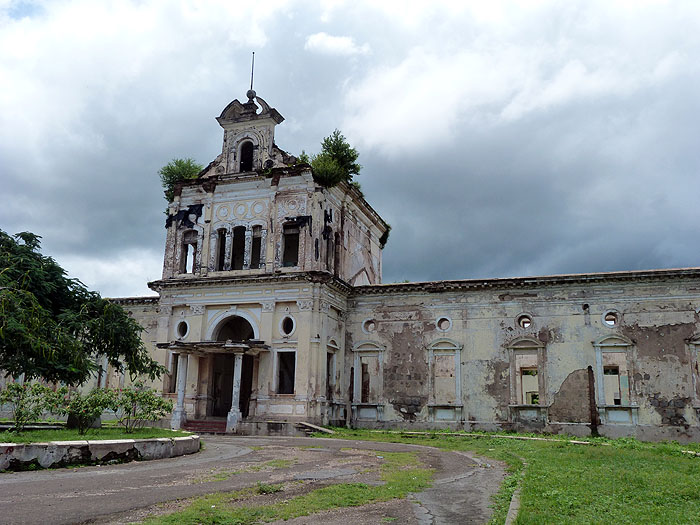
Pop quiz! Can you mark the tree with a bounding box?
[310,129,361,187]
[159,158,203,203]
[0,230,164,385]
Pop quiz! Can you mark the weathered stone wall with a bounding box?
[346,272,700,440]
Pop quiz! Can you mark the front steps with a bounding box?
[181,418,335,437]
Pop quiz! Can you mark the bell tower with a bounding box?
[215,90,287,175]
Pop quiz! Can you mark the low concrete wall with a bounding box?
[0,435,200,471]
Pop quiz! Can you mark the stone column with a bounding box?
[226,353,244,433]
[170,354,189,430]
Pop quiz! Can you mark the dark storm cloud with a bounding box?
[1,1,699,295]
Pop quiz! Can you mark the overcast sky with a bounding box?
[2,0,699,297]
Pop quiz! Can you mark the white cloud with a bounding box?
[304,32,370,56]
[56,249,163,298]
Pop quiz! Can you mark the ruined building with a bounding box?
[116,90,700,441]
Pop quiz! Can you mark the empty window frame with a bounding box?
[277,351,296,394]
[602,354,629,405]
[250,225,262,269]
[215,229,227,271]
[508,338,546,406]
[515,353,540,404]
[180,230,198,274]
[282,224,300,267]
[594,336,633,407]
[239,141,254,172]
[352,343,384,404]
[231,226,246,270]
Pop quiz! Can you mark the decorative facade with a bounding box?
[115,91,700,442]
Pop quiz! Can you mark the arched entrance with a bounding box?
[209,316,255,418]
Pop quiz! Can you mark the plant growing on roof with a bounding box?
[309,129,361,187]
[159,158,204,203]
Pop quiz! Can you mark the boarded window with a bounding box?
[231,226,245,270]
[278,352,295,394]
[282,225,299,267]
[215,229,226,271]
[239,141,254,172]
[250,226,262,269]
[432,354,457,404]
[326,352,335,400]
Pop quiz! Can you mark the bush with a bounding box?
[114,381,173,433]
[0,382,63,432]
[61,388,116,435]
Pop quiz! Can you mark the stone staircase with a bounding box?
[182,419,227,434]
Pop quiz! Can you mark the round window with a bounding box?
[281,316,295,336]
[437,317,451,331]
[362,319,376,333]
[603,311,619,327]
[517,314,533,329]
[176,321,188,339]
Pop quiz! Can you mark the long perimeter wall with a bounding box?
[346,270,700,442]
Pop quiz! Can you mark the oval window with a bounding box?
[281,316,295,336]
[517,314,532,329]
[176,321,188,338]
[437,317,451,331]
[604,311,618,327]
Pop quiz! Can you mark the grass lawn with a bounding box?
[0,427,191,443]
[325,429,700,525]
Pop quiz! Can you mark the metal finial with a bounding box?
[250,52,255,91]
[247,52,256,101]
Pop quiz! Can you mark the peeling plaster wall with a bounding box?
[346,277,700,439]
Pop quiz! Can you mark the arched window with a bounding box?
[239,141,254,172]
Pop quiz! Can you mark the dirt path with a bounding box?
[0,436,505,524]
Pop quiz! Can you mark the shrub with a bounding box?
[114,381,173,433]
[0,382,63,432]
[60,388,116,435]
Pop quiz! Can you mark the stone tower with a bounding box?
[150,91,389,432]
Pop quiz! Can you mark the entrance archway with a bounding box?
[209,316,255,418]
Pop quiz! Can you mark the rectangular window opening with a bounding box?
[215,229,226,271]
[251,226,262,269]
[278,352,295,394]
[361,362,370,403]
[520,367,539,405]
[603,364,622,405]
[168,353,179,394]
[231,226,246,270]
[282,225,300,267]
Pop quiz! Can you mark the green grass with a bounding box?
[145,451,433,524]
[322,429,700,525]
[0,427,191,443]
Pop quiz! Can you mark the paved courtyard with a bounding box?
[0,436,505,524]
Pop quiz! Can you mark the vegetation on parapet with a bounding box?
[159,157,203,203]
[301,129,361,188]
